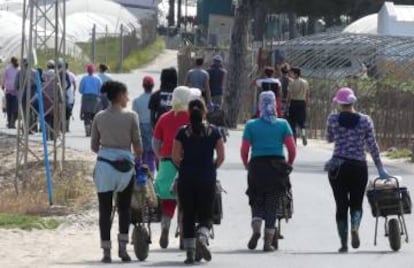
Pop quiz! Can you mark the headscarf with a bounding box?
[259,91,277,123]
[188,87,202,102]
[171,86,191,114]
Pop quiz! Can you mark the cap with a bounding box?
[47,60,55,67]
[333,87,357,105]
[213,55,223,62]
[86,64,95,73]
[143,75,154,86]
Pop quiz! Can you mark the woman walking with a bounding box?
[172,99,225,264]
[241,91,296,252]
[152,86,191,249]
[326,87,390,253]
[91,81,142,263]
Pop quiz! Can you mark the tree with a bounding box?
[223,0,255,128]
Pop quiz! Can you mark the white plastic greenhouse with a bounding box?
[0,0,141,62]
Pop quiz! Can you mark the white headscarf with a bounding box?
[172,86,191,113]
[188,87,202,102]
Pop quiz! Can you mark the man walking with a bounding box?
[287,67,309,146]
[207,55,227,107]
[185,57,211,104]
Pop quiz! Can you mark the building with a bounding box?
[344,1,414,37]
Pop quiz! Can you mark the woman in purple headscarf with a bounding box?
[241,91,296,252]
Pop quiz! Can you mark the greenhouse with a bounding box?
[0,0,141,62]
[276,32,414,148]
[278,32,414,80]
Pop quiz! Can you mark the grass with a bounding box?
[384,149,413,159]
[77,36,165,73]
[0,158,95,230]
[0,214,61,230]
[35,50,87,75]
[123,36,166,71]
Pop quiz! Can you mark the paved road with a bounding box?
[1,50,413,267]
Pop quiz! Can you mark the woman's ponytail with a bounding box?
[188,99,205,135]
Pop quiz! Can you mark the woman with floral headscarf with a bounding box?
[152,86,191,249]
[241,91,296,252]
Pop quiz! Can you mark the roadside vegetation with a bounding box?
[0,134,95,230]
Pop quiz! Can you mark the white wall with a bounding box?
[378,2,414,37]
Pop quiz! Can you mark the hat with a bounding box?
[213,55,223,62]
[188,87,202,101]
[143,75,154,86]
[172,86,191,112]
[86,64,95,73]
[47,59,55,67]
[333,87,357,105]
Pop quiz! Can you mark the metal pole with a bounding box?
[120,24,124,72]
[185,0,188,31]
[91,24,96,64]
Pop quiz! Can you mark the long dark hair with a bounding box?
[188,99,205,136]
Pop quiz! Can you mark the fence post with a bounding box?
[91,24,96,64]
[119,24,124,72]
[411,138,414,163]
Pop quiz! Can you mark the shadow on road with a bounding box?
[289,250,393,255]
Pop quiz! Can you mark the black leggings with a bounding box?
[178,179,216,239]
[98,178,134,241]
[328,160,368,224]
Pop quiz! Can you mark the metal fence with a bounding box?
[275,32,414,149]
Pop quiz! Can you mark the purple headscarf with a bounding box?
[259,91,277,123]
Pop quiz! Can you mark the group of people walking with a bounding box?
[0,53,386,263]
[91,58,226,263]
[254,64,310,146]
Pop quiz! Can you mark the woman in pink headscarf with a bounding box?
[326,87,390,253]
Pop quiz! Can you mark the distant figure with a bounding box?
[98,64,112,110]
[2,57,19,129]
[132,75,156,174]
[207,55,227,107]
[186,58,211,103]
[148,67,177,127]
[14,58,38,134]
[287,67,309,145]
[255,66,282,118]
[279,63,292,118]
[65,62,77,132]
[79,64,102,136]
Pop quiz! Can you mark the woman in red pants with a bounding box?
[153,86,191,248]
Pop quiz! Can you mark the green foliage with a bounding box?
[35,50,86,75]
[0,214,61,230]
[77,36,165,73]
[123,37,166,72]
[385,149,413,159]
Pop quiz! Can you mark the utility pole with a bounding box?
[16,0,66,201]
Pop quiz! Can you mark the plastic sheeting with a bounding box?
[0,0,141,61]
